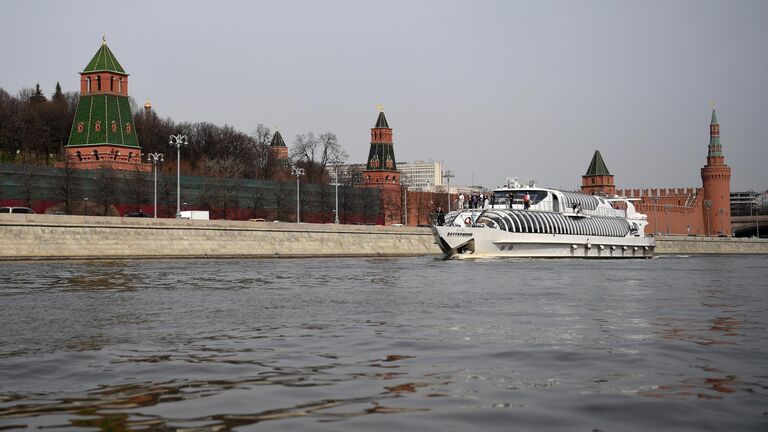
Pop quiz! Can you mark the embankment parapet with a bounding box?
[0,214,439,260]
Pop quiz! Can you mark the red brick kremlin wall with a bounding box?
[617,188,708,235]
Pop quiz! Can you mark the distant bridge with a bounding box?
[732,215,768,237]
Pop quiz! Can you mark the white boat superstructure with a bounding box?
[432,183,655,258]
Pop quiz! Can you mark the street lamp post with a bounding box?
[443,170,454,212]
[292,166,305,223]
[168,134,189,218]
[146,153,164,218]
[704,199,712,236]
[84,197,88,216]
[650,195,659,236]
[403,183,408,226]
[333,165,340,224]
[718,208,724,236]
[663,204,671,235]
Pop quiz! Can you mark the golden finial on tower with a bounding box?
[102,35,106,46]
[377,104,384,112]
[144,98,152,111]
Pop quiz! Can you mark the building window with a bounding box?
[125,123,132,134]
[77,122,84,133]
[95,121,101,132]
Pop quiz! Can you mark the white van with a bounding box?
[0,207,35,214]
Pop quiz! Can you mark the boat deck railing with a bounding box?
[451,201,628,219]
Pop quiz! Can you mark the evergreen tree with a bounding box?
[51,82,64,103]
[30,83,46,103]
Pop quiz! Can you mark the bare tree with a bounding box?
[250,188,265,219]
[127,167,149,211]
[290,131,348,184]
[201,155,246,219]
[158,165,176,218]
[250,124,272,179]
[274,181,289,221]
[359,187,377,224]
[56,156,81,215]
[93,169,118,215]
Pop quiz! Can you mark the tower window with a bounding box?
[77,122,84,133]
[591,178,595,185]
[111,121,117,133]
[125,123,132,134]
[95,121,101,132]
[96,76,101,91]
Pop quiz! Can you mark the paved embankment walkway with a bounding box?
[0,214,439,260]
[2,215,766,259]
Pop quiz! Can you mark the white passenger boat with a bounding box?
[432,182,655,259]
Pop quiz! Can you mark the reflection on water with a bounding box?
[1,256,767,431]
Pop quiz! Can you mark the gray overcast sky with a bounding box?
[2,0,767,191]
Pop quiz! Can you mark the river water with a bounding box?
[0,255,766,431]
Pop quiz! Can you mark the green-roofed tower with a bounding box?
[581,150,615,196]
[60,37,149,172]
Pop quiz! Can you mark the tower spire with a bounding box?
[708,106,722,157]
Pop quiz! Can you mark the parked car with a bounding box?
[0,206,35,214]
[124,211,152,217]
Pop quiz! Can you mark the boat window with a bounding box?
[513,190,548,205]
[444,212,459,226]
[493,190,548,205]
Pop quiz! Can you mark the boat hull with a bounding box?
[432,225,655,259]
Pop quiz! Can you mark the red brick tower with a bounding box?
[358,106,401,225]
[581,150,616,196]
[362,106,399,187]
[700,106,731,236]
[269,129,289,161]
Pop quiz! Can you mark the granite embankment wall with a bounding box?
[0,214,439,260]
[2,215,767,260]
[654,235,768,255]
